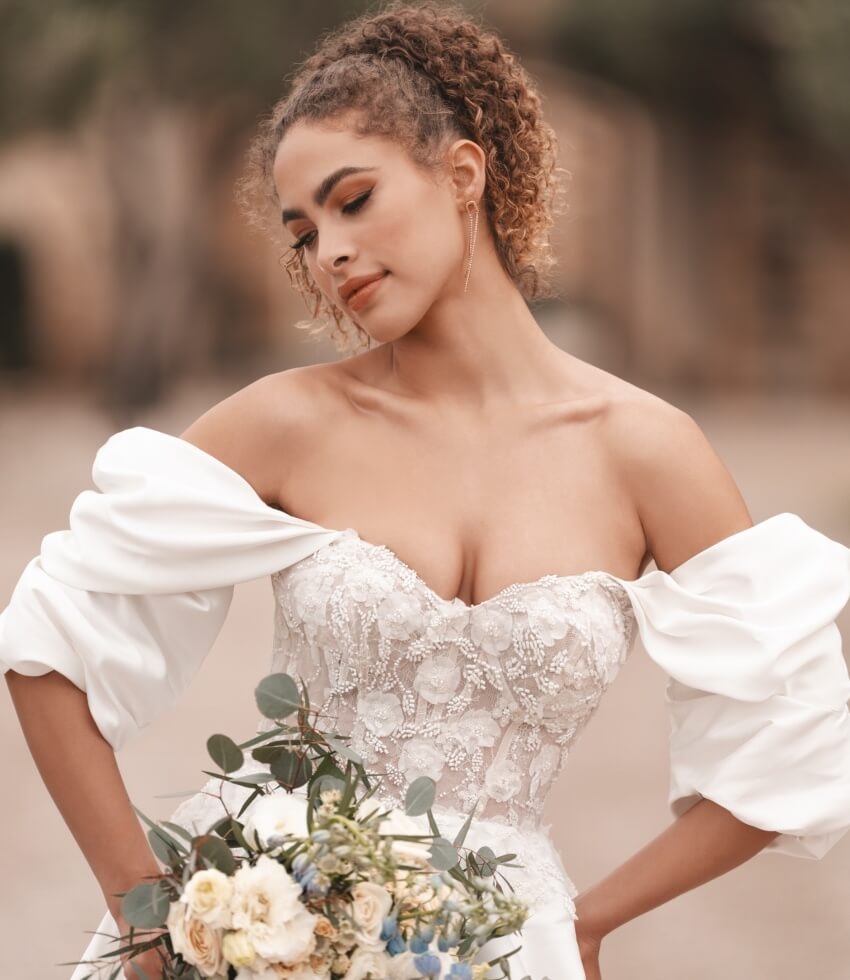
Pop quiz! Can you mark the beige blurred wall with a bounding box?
[2,63,849,394]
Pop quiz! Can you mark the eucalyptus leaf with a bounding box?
[323,734,363,765]
[428,836,459,870]
[270,750,312,787]
[452,807,476,847]
[475,845,499,877]
[147,826,182,865]
[195,835,236,874]
[159,821,196,845]
[251,745,286,764]
[237,725,284,749]
[255,673,301,719]
[405,776,436,816]
[229,772,276,786]
[121,881,170,928]
[206,733,244,773]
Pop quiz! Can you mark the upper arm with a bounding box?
[607,395,753,574]
[179,367,325,507]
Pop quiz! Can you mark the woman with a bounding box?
[3,3,850,979]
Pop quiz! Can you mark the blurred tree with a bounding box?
[548,0,850,162]
[0,0,372,407]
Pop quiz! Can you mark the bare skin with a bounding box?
[6,117,779,978]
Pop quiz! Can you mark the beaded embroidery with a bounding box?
[269,529,637,828]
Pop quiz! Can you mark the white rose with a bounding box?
[242,792,310,853]
[342,946,393,980]
[349,881,392,949]
[166,900,227,977]
[181,868,234,929]
[231,854,317,965]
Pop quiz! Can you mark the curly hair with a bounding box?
[239,0,565,353]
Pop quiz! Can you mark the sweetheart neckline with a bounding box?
[333,527,626,611]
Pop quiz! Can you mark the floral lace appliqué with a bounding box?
[269,530,636,828]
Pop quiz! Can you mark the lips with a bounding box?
[342,272,388,312]
[340,271,387,306]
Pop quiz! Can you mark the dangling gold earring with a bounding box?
[463,200,479,294]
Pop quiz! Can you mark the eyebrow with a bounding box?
[281,166,378,225]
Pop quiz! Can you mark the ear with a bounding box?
[446,138,486,208]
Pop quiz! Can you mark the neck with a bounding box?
[381,246,566,410]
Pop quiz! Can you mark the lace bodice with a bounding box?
[269,528,637,829]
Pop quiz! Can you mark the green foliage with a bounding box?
[405,774,437,816]
[254,672,301,720]
[206,732,244,773]
[121,880,170,928]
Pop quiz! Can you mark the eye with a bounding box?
[342,189,372,214]
[290,189,373,252]
[291,230,316,252]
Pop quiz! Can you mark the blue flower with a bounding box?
[448,966,472,980]
[386,933,408,955]
[412,953,442,977]
[380,915,399,941]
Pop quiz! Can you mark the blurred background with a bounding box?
[1,1,848,978]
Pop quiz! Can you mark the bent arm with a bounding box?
[574,798,779,941]
[5,670,161,920]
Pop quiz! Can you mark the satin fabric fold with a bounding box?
[609,513,850,859]
[0,426,346,748]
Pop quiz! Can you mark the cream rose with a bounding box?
[222,929,258,969]
[166,900,227,977]
[181,868,234,929]
[349,881,392,950]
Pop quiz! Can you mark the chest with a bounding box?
[278,402,645,606]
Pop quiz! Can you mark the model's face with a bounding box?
[273,119,466,343]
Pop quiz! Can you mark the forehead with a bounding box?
[273,120,412,199]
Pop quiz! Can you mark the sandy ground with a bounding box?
[1,378,849,980]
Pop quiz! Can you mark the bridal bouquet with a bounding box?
[75,673,538,980]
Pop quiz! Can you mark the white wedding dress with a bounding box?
[2,427,850,980]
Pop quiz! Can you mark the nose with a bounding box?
[316,227,356,277]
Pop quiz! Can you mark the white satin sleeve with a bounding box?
[609,513,850,859]
[0,426,346,750]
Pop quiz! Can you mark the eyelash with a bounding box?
[291,189,372,252]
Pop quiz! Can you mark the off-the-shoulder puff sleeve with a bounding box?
[609,513,850,859]
[0,427,346,750]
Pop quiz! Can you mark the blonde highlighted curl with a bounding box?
[238,0,566,354]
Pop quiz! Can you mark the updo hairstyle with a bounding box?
[239,0,565,352]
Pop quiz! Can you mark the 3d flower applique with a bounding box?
[412,653,462,704]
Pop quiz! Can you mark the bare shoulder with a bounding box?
[179,362,344,506]
[599,381,753,573]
